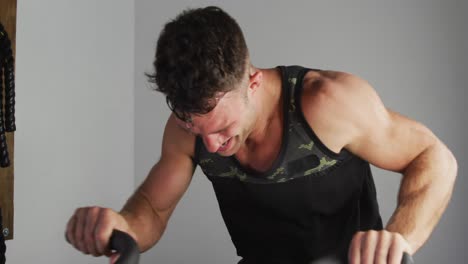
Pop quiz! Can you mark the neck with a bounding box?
[246,67,283,147]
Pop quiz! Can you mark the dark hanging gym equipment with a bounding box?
[0,21,16,168]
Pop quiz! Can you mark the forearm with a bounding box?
[386,140,458,254]
[120,188,168,252]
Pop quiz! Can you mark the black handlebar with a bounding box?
[402,252,414,264]
[108,230,414,264]
[109,230,140,264]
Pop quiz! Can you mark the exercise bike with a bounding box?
[109,230,414,264]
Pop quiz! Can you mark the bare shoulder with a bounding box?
[300,70,384,154]
[162,114,197,159]
[302,69,371,99]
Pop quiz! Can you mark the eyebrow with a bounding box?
[179,119,233,136]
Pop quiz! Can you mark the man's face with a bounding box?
[176,88,255,157]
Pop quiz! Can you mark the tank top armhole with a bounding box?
[294,67,351,161]
[192,136,203,165]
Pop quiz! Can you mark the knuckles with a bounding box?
[66,206,118,256]
[349,230,410,263]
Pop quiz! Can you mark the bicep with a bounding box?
[346,108,437,173]
[338,75,438,173]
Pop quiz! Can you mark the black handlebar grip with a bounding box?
[402,252,414,264]
[109,230,140,264]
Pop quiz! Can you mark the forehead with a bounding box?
[176,91,241,134]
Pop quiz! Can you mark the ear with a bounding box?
[247,68,263,93]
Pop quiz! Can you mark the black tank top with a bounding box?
[194,65,383,264]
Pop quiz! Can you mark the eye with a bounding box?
[209,129,225,135]
[209,121,234,136]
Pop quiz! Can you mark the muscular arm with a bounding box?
[120,114,196,252]
[302,71,458,256]
[339,74,457,254]
[384,131,457,253]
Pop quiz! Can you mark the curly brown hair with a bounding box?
[146,6,249,122]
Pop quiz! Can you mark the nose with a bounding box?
[202,134,222,153]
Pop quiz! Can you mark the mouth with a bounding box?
[217,137,232,153]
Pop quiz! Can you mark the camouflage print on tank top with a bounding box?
[194,65,352,184]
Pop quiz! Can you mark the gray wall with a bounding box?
[135,1,467,264]
[7,1,135,263]
[4,0,465,263]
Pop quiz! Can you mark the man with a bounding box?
[65,6,457,264]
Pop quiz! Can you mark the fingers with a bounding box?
[388,233,407,264]
[362,230,379,264]
[84,207,100,256]
[65,206,122,258]
[375,231,392,264]
[66,208,84,253]
[65,212,77,245]
[348,231,364,264]
[74,208,88,253]
[95,208,117,256]
[349,230,412,264]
